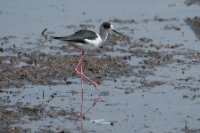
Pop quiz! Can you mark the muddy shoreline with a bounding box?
[1,0,200,133]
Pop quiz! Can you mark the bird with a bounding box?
[51,22,123,91]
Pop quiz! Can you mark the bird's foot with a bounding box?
[91,81,99,91]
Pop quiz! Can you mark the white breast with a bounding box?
[84,34,102,47]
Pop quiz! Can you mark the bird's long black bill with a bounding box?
[112,29,124,36]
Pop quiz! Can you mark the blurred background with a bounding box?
[0,0,200,133]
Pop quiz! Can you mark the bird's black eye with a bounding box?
[103,22,111,29]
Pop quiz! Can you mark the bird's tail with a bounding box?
[51,36,62,40]
[50,36,68,41]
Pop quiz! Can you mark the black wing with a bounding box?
[52,30,98,44]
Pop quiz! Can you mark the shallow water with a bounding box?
[1,0,200,133]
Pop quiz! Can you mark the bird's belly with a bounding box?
[68,42,100,51]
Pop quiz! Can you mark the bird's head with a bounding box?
[100,22,123,36]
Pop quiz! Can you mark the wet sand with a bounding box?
[1,0,200,133]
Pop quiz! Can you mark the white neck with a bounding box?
[99,27,109,42]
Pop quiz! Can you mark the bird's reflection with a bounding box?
[74,87,100,133]
[80,95,100,118]
[78,66,100,118]
[70,58,101,133]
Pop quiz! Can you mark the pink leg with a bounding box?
[82,97,100,116]
[80,62,84,92]
[74,52,99,91]
[73,52,85,73]
[80,88,84,118]
[76,54,84,118]
[80,95,100,118]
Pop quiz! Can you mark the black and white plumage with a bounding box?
[51,22,123,51]
[51,22,123,91]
